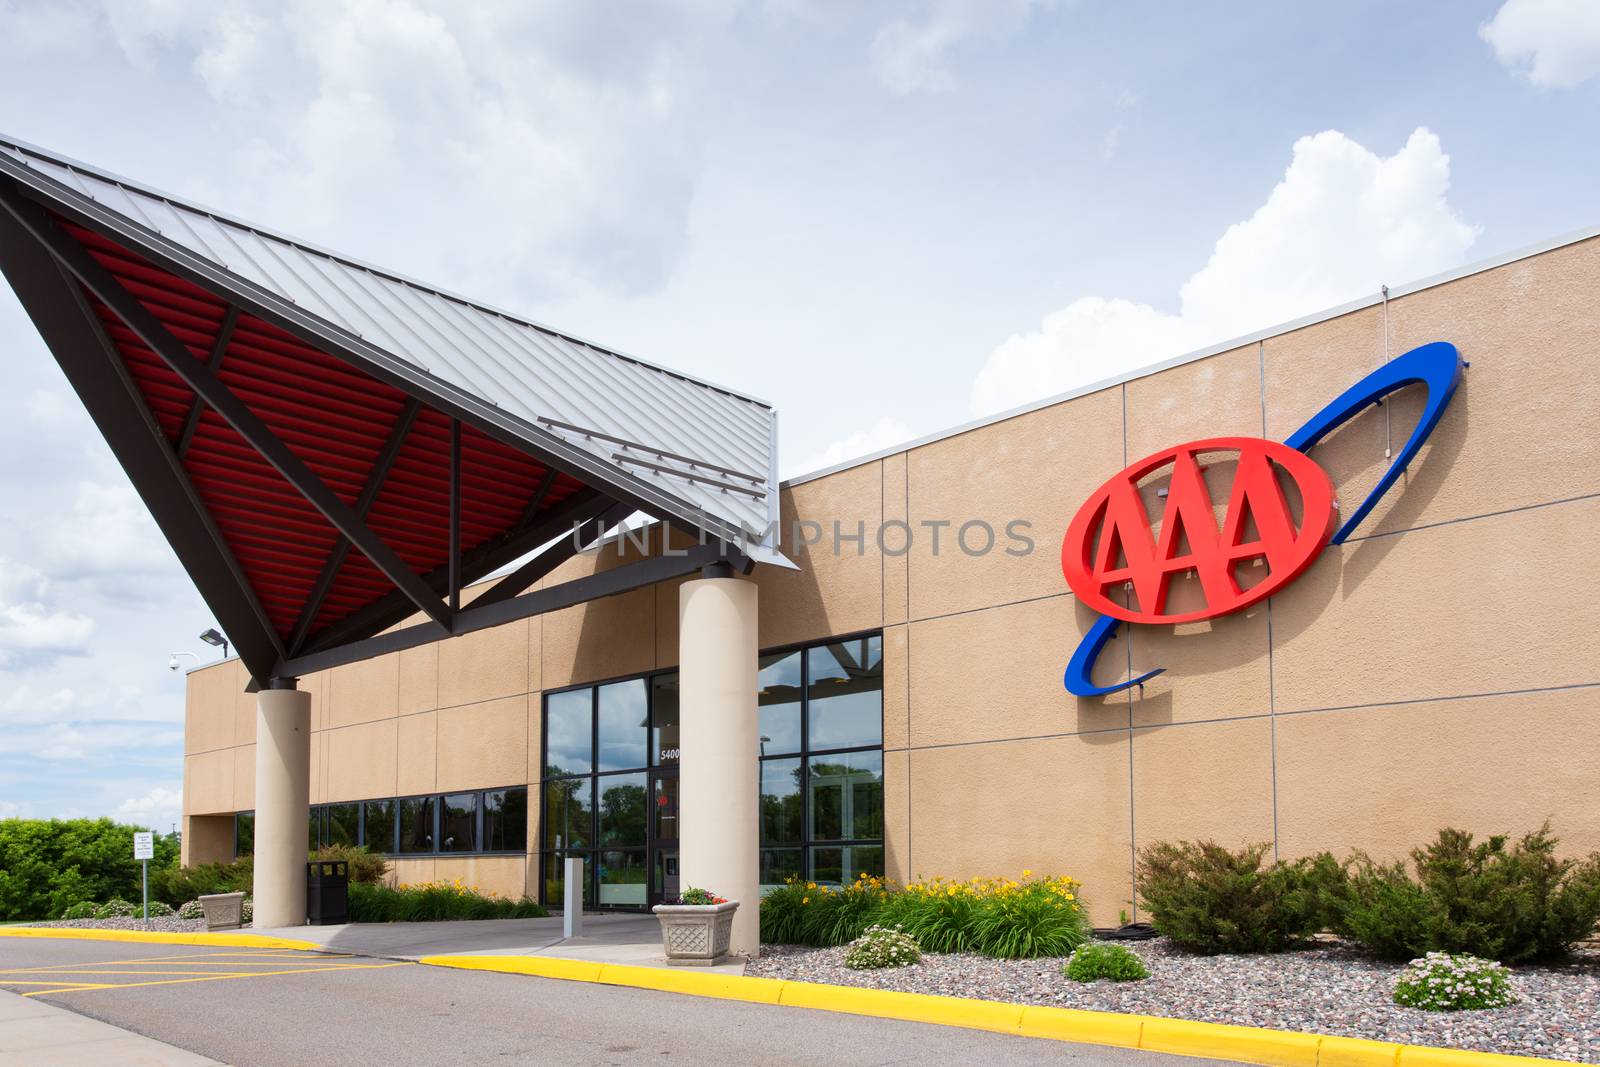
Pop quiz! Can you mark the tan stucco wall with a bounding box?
[183,234,1600,926]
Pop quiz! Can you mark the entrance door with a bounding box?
[649,769,679,905]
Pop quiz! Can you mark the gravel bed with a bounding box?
[748,938,1600,1063]
[20,917,251,933]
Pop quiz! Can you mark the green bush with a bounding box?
[1330,826,1600,963]
[1065,943,1150,982]
[0,818,180,921]
[152,857,252,906]
[1393,952,1518,1011]
[311,845,389,886]
[347,881,547,923]
[177,900,205,920]
[94,898,138,919]
[59,901,97,920]
[1136,841,1335,955]
[144,900,176,918]
[843,924,920,969]
[242,898,253,924]
[762,873,1088,959]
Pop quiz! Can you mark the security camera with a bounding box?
[168,656,180,672]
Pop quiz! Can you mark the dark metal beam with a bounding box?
[448,418,461,614]
[2,190,455,634]
[0,187,283,683]
[297,486,613,656]
[174,305,238,458]
[468,500,635,612]
[279,541,737,677]
[285,397,422,656]
[515,467,558,533]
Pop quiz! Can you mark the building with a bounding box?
[181,227,1600,929]
[1,134,1594,941]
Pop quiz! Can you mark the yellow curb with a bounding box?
[0,927,322,951]
[419,952,1569,1066]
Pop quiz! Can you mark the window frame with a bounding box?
[290,785,529,859]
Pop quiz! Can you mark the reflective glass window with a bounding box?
[598,850,648,906]
[759,757,803,845]
[807,637,883,750]
[598,773,647,848]
[543,778,592,851]
[545,688,593,776]
[598,680,648,772]
[651,673,680,765]
[758,651,803,755]
[808,750,884,842]
[234,812,254,858]
[325,803,359,848]
[362,800,395,853]
[483,788,527,852]
[398,796,435,854]
[439,792,477,853]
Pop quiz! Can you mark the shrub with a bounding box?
[143,900,176,918]
[967,874,1091,959]
[1136,841,1334,954]
[177,900,204,920]
[875,877,984,954]
[0,818,180,920]
[241,898,253,924]
[153,857,252,906]
[59,901,97,920]
[843,925,920,969]
[311,845,389,886]
[759,880,809,945]
[347,880,547,923]
[1393,952,1518,1011]
[94,898,138,919]
[762,875,890,948]
[1065,943,1150,982]
[1330,826,1600,963]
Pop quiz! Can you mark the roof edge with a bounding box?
[782,219,1600,489]
[0,132,773,410]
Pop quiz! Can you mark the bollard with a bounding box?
[562,856,584,938]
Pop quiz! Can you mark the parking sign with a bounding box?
[133,831,154,860]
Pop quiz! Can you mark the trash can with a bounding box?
[306,860,349,925]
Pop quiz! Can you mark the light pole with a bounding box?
[198,628,229,659]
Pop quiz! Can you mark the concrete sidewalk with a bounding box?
[0,988,222,1065]
[254,912,746,973]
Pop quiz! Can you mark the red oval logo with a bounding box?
[1061,436,1335,625]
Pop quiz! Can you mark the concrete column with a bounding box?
[678,573,760,958]
[253,684,311,929]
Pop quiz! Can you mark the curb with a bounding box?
[0,927,324,950]
[419,954,1558,1067]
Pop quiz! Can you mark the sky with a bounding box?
[0,0,1597,830]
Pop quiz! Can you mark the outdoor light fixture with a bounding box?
[168,651,198,673]
[198,627,229,658]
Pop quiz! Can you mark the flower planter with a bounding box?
[652,899,739,965]
[198,891,246,931]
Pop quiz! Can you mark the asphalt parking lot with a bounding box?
[0,938,1237,1065]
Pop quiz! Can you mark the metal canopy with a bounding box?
[0,135,782,686]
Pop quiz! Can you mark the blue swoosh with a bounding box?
[1064,341,1464,697]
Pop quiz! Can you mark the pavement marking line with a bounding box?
[0,951,361,974]
[27,959,415,997]
[419,955,1566,1067]
[0,927,322,950]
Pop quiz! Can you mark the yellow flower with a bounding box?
[802,896,810,905]
[1022,869,1032,877]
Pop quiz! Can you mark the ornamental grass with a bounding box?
[760,871,1090,959]
[348,878,547,923]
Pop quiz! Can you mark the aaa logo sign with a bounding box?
[1062,438,1334,625]
[1060,340,1464,698]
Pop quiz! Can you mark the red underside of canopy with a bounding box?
[58,217,587,642]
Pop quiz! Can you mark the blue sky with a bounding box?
[0,0,1596,829]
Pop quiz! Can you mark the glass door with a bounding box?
[649,769,679,905]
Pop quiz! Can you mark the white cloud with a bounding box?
[871,0,1053,95]
[0,558,95,667]
[789,416,914,477]
[1481,0,1600,89]
[95,0,737,301]
[116,784,183,829]
[970,127,1479,416]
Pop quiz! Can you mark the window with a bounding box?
[234,811,254,858]
[399,796,436,854]
[326,803,360,847]
[439,792,478,853]
[363,799,395,852]
[540,631,885,908]
[483,788,527,852]
[760,634,884,891]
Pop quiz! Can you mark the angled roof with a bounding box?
[0,135,780,549]
[0,134,782,685]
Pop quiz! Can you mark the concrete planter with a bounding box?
[652,900,739,965]
[198,891,246,931]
